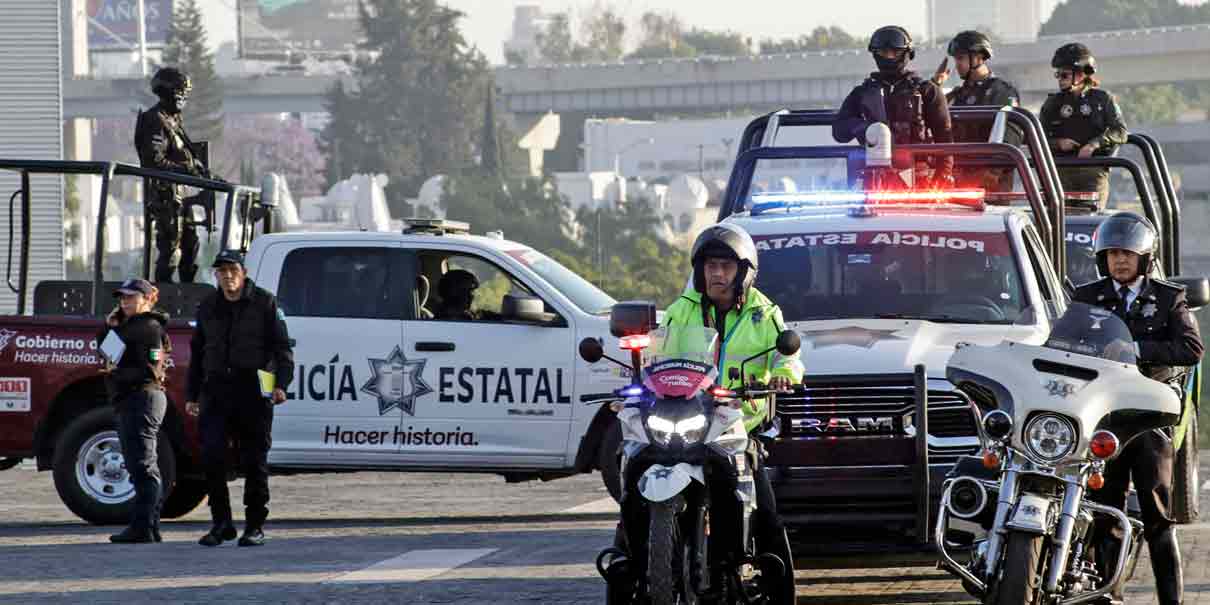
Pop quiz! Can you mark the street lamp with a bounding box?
[613,137,655,176]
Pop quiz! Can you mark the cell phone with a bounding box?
[937,57,949,73]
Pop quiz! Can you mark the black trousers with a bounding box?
[115,388,167,530]
[152,198,199,283]
[200,373,274,528]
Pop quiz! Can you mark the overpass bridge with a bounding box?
[62,73,354,119]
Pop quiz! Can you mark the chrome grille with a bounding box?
[778,383,978,440]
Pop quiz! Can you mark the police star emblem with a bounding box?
[361,345,433,416]
[1142,303,1158,318]
[1080,104,1092,116]
[1060,104,1074,118]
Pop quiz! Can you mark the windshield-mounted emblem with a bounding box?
[1044,379,1079,398]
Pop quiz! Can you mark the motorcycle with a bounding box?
[578,303,800,605]
[935,302,1182,604]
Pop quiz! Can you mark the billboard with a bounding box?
[238,0,363,58]
[87,0,173,51]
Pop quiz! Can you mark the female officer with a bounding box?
[1040,43,1128,204]
[99,279,172,544]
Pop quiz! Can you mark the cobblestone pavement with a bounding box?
[0,460,1205,604]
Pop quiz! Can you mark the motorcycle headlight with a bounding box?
[646,414,708,445]
[647,415,675,444]
[676,414,708,443]
[1024,414,1077,463]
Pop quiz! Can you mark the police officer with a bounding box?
[1073,212,1201,605]
[134,67,206,284]
[99,279,171,544]
[608,224,804,604]
[186,250,294,547]
[834,25,954,188]
[1040,43,1128,204]
[933,31,1020,142]
[434,269,480,321]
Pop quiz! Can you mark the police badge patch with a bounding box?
[1060,104,1074,118]
[1142,303,1158,318]
[1080,104,1092,116]
[965,95,977,105]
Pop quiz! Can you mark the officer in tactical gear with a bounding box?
[1040,43,1128,204]
[834,25,954,188]
[606,223,804,604]
[135,67,206,283]
[1073,212,1201,605]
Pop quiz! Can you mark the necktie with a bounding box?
[1116,285,1131,317]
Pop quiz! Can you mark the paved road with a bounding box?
[0,461,1206,604]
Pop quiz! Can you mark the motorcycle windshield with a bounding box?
[643,327,719,399]
[1026,302,1137,365]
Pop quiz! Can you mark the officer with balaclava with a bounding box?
[134,67,206,283]
[1040,43,1128,204]
[834,25,954,188]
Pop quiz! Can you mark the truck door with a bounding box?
[399,247,575,468]
[258,242,411,466]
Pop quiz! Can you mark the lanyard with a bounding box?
[715,306,745,379]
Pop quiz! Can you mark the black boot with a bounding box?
[238,526,265,547]
[109,525,156,544]
[198,523,237,547]
[603,553,635,605]
[1149,528,1183,605]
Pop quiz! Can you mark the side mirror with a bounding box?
[1171,276,1210,310]
[610,301,658,337]
[775,330,801,356]
[579,337,604,363]
[502,294,556,324]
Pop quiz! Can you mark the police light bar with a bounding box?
[750,189,986,215]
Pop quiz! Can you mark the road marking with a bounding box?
[327,548,496,584]
[561,497,618,514]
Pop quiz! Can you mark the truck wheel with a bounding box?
[161,478,207,519]
[599,422,623,503]
[1173,413,1199,524]
[51,408,177,525]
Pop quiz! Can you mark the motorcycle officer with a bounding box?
[134,66,207,283]
[1073,212,1201,605]
[834,25,954,188]
[1040,43,1128,205]
[606,223,804,604]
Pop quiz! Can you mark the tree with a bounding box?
[220,115,328,196]
[760,26,861,54]
[629,11,694,60]
[681,29,750,57]
[1115,84,1196,125]
[535,13,584,63]
[1040,0,1210,36]
[161,0,223,148]
[480,85,500,177]
[581,8,627,62]
[320,0,490,215]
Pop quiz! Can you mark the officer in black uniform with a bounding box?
[134,67,206,284]
[434,269,480,321]
[834,25,953,188]
[1040,43,1128,204]
[1073,212,1201,605]
[186,250,294,548]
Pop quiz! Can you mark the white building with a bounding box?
[926,0,1043,43]
[503,5,557,65]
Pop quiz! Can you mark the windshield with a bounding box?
[1038,302,1136,364]
[754,230,1025,323]
[643,327,719,398]
[505,248,616,314]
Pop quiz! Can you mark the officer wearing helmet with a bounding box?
[605,224,803,602]
[932,31,1020,141]
[1040,43,1128,204]
[834,26,954,188]
[1073,211,1201,605]
[135,66,207,283]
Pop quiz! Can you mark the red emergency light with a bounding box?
[619,335,651,351]
[749,189,987,213]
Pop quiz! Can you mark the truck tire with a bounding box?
[648,495,684,605]
[51,407,176,526]
[160,478,207,519]
[599,422,622,503]
[1173,413,1199,524]
[987,531,1042,605]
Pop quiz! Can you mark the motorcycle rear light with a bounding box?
[619,335,651,351]
[981,450,1001,470]
[1089,430,1119,459]
[1088,472,1105,490]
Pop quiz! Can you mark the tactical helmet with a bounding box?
[948,30,992,60]
[1051,43,1096,75]
[869,26,915,74]
[438,269,480,301]
[1093,211,1157,277]
[691,223,759,298]
[150,67,192,99]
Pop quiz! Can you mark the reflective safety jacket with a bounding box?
[661,287,805,432]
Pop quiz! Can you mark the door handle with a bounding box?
[416,341,455,352]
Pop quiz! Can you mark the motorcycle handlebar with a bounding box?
[580,392,618,403]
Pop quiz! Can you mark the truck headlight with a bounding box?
[1024,414,1077,463]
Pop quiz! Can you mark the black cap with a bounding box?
[211,249,245,268]
[113,279,154,298]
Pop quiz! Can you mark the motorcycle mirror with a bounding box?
[578,337,604,363]
[1171,276,1210,310]
[775,330,801,356]
[728,367,741,382]
[609,301,658,338]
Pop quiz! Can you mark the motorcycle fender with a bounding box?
[1005,492,1052,534]
[638,463,704,503]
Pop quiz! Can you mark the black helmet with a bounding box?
[691,223,758,298]
[948,30,992,60]
[438,269,480,300]
[1051,42,1096,75]
[1093,211,1157,277]
[150,67,192,98]
[869,26,915,74]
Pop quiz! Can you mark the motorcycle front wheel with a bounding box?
[986,531,1043,605]
[648,494,692,605]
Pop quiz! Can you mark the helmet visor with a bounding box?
[1094,218,1157,256]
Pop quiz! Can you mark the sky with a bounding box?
[201,0,1066,64]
